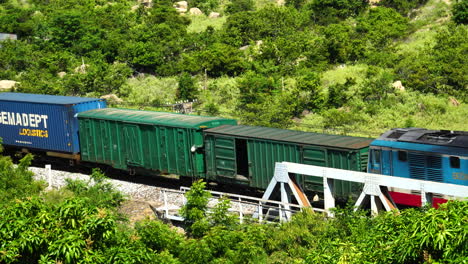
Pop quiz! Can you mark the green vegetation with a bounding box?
[0,0,466,135]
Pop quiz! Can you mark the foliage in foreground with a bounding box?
[0,154,466,264]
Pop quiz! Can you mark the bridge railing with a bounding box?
[277,162,468,216]
[157,186,324,223]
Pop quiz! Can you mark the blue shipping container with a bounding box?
[0,93,106,153]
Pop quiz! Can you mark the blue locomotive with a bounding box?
[368,128,468,186]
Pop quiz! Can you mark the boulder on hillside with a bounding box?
[189,7,203,15]
[74,64,89,74]
[101,94,124,105]
[208,12,220,18]
[0,80,18,91]
[174,1,188,13]
[449,97,460,107]
[392,80,405,91]
[140,0,153,7]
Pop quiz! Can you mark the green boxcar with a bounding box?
[204,125,373,199]
[78,108,237,177]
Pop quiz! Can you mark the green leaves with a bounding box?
[180,180,212,238]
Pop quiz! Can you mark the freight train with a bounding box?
[1,93,467,206]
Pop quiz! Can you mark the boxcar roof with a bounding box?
[205,125,373,150]
[78,108,237,129]
[0,92,103,105]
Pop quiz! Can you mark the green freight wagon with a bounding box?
[204,125,373,199]
[78,108,237,177]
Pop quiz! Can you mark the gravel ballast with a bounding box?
[29,166,260,219]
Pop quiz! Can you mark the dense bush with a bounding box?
[307,0,369,24]
[379,0,429,17]
[452,0,468,24]
[0,144,44,204]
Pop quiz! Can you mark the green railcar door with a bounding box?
[177,128,188,174]
[302,147,327,192]
[99,120,110,163]
[123,125,143,167]
[213,137,237,178]
[159,127,168,172]
[80,119,93,161]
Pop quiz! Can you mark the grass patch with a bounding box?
[320,64,369,88]
[197,76,240,117]
[293,91,468,138]
[119,75,178,107]
[410,0,452,31]
[187,14,227,33]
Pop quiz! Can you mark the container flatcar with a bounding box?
[204,125,373,198]
[77,108,237,177]
[0,93,106,158]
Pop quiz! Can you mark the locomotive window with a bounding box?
[398,151,408,162]
[450,156,460,169]
[373,150,381,164]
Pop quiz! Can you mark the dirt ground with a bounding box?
[118,200,163,225]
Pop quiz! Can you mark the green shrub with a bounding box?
[65,168,125,209]
[176,72,198,101]
[135,219,184,255]
[452,0,468,24]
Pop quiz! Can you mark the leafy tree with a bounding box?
[307,0,369,25]
[180,180,211,238]
[321,23,364,63]
[357,7,409,48]
[396,23,467,97]
[237,71,280,106]
[430,23,468,95]
[359,67,395,101]
[64,168,125,209]
[135,219,184,256]
[0,6,36,38]
[222,6,308,47]
[176,72,198,101]
[328,77,357,108]
[48,10,90,49]
[226,0,255,14]
[285,0,308,9]
[187,0,219,14]
[0,145,43,204]
[209,197,237,228]
[221,11,262,46]
[187,43,246,77]
[379,0,429,17]
[295,71,326,111]
[236,71,296,127]
[452,0,468,24]
[249,31,328,75]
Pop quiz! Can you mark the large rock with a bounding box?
[174,1,188,13]
[449,97,460,107]
[74,64,89,74]
[140,0,153,7]
[101,94,124,105]
[208,12,220,18]
[189,7,203,15]
[0,80,18,91]
[393,80,405,91]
